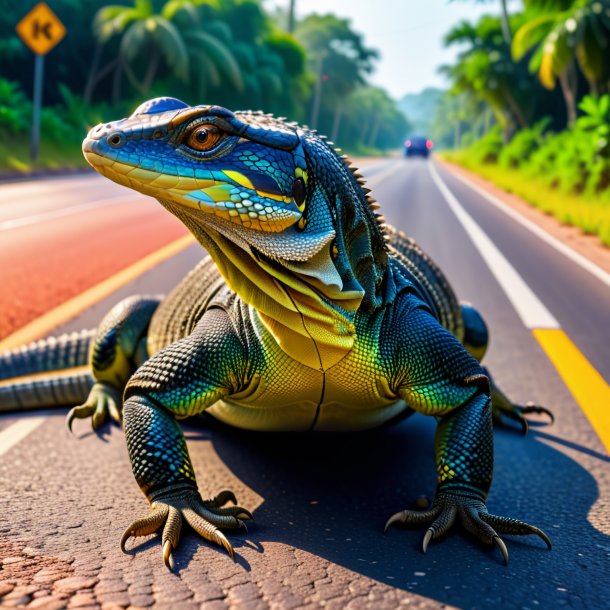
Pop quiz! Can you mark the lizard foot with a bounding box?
[120,487,252,569]
[492,400,554,435]
[66,382,123,432]
[384,491,551,565]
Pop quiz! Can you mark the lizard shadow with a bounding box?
[188,413,610,609]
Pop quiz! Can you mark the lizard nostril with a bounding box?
[107,132,125,148]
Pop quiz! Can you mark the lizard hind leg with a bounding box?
[460,303,553,433]
[67,295,161,432]
[486,368,554,435]
[460,302,489,363]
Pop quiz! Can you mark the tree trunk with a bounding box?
[84,43,103,104]
[331,105,343,143]
[288,0,296,32]
[113,62,124,105]
[559,69,577,126]
[499,0,512,44]
[84,57,119,105]
[484,107,492,135]
[124,61,145,95]
[367,113,380,148]
[504,89,528,129]
[310,54,325,129]
[143,48,161,94]
[587,77,598,97]
[454,120,461,149]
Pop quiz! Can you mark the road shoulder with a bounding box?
[437,157,610,276]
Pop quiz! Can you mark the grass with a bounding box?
[441,150,610,247]
[0,136,88,176]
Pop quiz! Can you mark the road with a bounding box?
[0,174,187,339]
[1,159,609,610]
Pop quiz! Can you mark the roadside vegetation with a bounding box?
[437,0,610,246]
[0,0,409,176]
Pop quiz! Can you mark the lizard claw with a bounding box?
[492,400,554,435]
[422,529,433,554]
[494,535,509,565]
[163,541,175,570]
[487,369,554,434]
[120,488,248,568]
[522,402,555,423]
[66,382,122,433]
[384,491,551,565]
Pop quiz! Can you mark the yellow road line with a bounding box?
[0,234,195,352]
[533,328,610,453]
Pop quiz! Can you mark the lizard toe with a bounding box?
[385,491,551,565]
[66,381,123,433]
[120,488,250,569]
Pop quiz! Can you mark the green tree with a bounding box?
[334,86,410,153]
[432,91,489,149]
[294,14,378,130]
[512,0,610,125]
[442,16,532,136]
[91,0,242,100]
[204,1,309,118]
[451,0,514,43]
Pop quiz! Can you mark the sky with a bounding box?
[266,0,522,100]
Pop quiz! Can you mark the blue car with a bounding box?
[405,136,433,158]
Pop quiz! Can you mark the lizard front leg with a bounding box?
[384,305,551,563]
[67,295,161,430]
[119,308,252,568]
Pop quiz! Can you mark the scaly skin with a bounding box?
[0,97,552,568]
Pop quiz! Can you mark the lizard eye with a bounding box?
[186,124,224,151]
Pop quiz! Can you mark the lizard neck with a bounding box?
[158,198,363,371]
[299,131,389,313]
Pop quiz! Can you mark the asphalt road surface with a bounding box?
[1,159,609,610]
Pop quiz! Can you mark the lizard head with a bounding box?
[82,96,327,263]
[84,97,388,368]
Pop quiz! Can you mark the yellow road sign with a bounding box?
[16,2,66,56]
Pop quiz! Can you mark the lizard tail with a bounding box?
[0,368,94,413]
[0,329,95,381]
[0,330,96,412]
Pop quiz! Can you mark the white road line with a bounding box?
[429,163,560,330]
[0,416,46,457]
[0,194,140,231]
[442,164,610,288]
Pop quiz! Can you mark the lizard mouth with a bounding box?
[83,138,305,236]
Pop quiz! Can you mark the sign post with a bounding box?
[15,3,66,162]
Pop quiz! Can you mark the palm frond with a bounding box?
[512,13,557,60]
[185,31,244,91]
[152,17,190,80]
[120,20,147,62]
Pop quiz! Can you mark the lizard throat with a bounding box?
[157,198,364,371]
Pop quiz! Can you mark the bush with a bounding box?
[0,79,30,133]
[442,95,610,247]
[525,95,610,194]
[468,126,504,164]
[528,131,591,192]
[498,118,549,169]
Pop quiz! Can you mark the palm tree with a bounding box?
[294,14,378,129]
[442,17,531,137]
[95,0,189,94]
[512,0,610,124]
[90,0,242,99]
[172,10,243,98]
[451,0,514,44]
